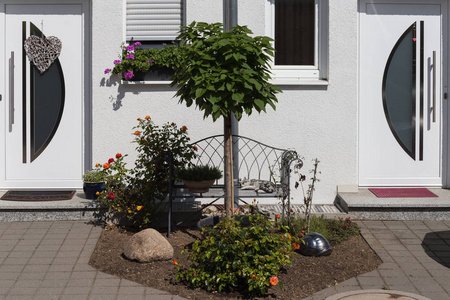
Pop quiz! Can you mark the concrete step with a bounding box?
[336,188,450,220]
[0,190,201,222]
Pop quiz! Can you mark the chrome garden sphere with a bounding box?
[299,232,332,257]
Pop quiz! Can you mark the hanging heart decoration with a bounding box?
[24,35,62,73]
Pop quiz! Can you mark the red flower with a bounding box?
[173,260,178,265]
[182,126,188,132]
[145,115,150,120]
[108,158,114,163]
[107,192,115,199]
[137,117,141,121]
[269,276,278,286]
[116,153,122,159]
[134,131,141,135]
[275,214,281,218]
[192,145,198,151]
[103,163,110,169]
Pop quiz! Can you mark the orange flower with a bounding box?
[292,242,300,249]
[95,163,100,167]
[137,117,141,121]
[173,260,178,265]
[288,234,291,239]
[116,153,122,158]
[145,115,150,120]
[96,191,100,195]
[134,131,141,135]
[269,276,278,286]
[275,214,281,218]
[182,126,188,131]
[136,206,143,211]
[192,145,198,151]
[252,274,255,278]
[103,163,110,169]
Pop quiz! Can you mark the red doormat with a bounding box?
[369,188,438,198]
[1,191,76,201]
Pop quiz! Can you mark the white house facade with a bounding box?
[1,0,449,205]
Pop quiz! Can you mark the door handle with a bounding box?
[432,50,436,123]
[10,51,15,126]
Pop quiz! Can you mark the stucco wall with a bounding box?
[91,0,358,205]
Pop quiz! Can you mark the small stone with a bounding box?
[123,228,173,262]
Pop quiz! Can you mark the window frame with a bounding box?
[265,0,329,84]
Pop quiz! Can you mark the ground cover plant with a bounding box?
[89,213,382,299]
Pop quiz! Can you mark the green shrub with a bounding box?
[177,165,222,181]
[285,215,360,245]
[94,117,196,229]
[176,214,294,297]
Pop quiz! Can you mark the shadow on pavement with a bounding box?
[421,230,450,268]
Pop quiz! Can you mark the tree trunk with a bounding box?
[224,113,234,219]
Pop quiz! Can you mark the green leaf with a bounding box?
[232,93,244,103]
[195,88,206,98]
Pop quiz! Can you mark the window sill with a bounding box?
[121,80,172,85]
[270,78,329,86]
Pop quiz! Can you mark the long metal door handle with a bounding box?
[432,50,436,123]
[10,51,15,126]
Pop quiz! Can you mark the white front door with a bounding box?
[359,0,447,186]
[0,3,87,189]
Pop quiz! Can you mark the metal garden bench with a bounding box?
[166,135,303,235]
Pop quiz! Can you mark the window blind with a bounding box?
[126,0,183,41]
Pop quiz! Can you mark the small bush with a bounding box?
[176,214,294,297]
[285,215,360,245]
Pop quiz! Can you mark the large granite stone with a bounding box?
[123,228,173,262]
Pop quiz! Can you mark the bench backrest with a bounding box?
[191,135,301,197]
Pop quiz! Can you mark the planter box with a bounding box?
[124,68,175,82]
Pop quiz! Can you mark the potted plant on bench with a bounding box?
[178,165,222,193]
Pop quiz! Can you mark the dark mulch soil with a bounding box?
[89,226,382,299]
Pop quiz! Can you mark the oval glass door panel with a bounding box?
[29,22,65,162]
[382,22,416,160]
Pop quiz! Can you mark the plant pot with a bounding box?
[183,179,215,193]
[83,182,105,200]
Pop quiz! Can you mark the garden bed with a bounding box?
[89,225,382,299]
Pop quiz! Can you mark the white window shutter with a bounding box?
[126,0,183,41]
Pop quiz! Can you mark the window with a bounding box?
[126,0,185,42]
[265,0,328,83]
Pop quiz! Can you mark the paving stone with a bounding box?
[118,286,146,295]
[7,286,38,295]
[90,286,119,295]
[12,279,41,288]
[62,286,90,295]
[66,278,94,287]
[93,278,121,287]
[70,271,97,279]
[383,221,409,229]
[356,276,385,286]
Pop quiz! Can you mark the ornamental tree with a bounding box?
[171,22,280,218]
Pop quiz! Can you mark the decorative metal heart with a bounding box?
[24,35,62,73]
